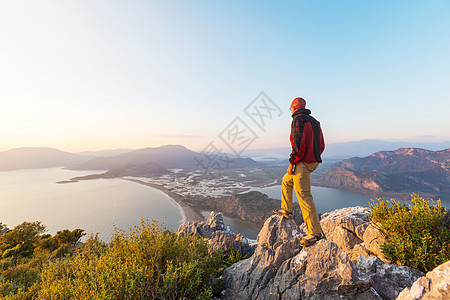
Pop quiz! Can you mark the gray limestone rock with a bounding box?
[396,260,450,300]
[357,256,424,299]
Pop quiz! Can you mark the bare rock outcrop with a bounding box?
[396,260,450,300]
[177,211,255,257]
[222,215,377,299]
[222,212,425,299]
[177,207,448,299]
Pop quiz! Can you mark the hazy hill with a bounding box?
[68,145,263,171]
[0,145,263,173]
[77,149,134,157]
[0,147,89,171]
[67,145,198,170]
[323,148,450,198]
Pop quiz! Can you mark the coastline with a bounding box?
[122,178,204,223]
[124,178,262,239]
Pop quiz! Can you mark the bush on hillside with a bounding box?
[38,220,243,299]
[0,223,85,300]
[369,194,449,272]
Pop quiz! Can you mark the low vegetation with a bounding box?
[3,194,448,298]
[369,194,450,272]
[0,221,85,299]
[0,220,244,299]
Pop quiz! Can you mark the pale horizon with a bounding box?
[1,137,449,155]
[1,1,449,154]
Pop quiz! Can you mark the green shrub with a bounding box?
[369,194,450,272]
[38,220,242,299]
[0,219,245,299]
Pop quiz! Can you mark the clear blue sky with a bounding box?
[1,0,449,152]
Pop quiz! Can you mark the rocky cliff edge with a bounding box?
[178,207,450,299]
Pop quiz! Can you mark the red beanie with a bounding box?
[291,97,306,110]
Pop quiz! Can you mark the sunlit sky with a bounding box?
[1,0,449,153]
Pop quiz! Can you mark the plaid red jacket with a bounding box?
[289,108,325,165]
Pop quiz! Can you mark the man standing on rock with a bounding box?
[273,97,325,247]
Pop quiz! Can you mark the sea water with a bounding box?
[0,168,184,241]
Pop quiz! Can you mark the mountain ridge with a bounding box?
[322,147,450,199]
[0,147,89,171]
[67,144,263,171]
[68,144,198,170]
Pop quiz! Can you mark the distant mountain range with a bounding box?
[0,147,89,171]
[68,145,199,170]
[3,140,449,172]
[322,148,450,199]
[67,145,261,171]
[322,140,450,159]
[0,145,262,173]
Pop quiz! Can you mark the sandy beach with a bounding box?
[122,178,204,223]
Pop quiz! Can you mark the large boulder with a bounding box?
[222,215,377,299]
[396,260,450,300]
[254,214,303,269]
[299,206,389,263]
[318,206,369,253]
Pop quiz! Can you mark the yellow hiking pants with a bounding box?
[281,161,322,235]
